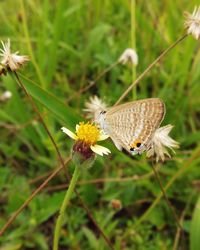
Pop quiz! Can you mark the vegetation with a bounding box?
[0,0,200,249]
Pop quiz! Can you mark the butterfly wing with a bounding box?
[104,98,165,153]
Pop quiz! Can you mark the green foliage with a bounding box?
[190,196,200,250]
[0,0,200,249]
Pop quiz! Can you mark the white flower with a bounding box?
[0,90,12,102]
[61,122,110,156]
[0,39,29,71]
[83,96,108,120]
[184,6,200,40]
[118,48,138,66]
[146,125,179,162]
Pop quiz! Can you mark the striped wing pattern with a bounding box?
[105,98,165,152]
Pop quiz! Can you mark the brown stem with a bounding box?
[115,34,188,106]
[172,193,193,250]
[14,72,69,180]
[78,194,114,250]
[28,170,54,185]
[45,172,153,192]
[0,158,70,237]
[66,61,119,103]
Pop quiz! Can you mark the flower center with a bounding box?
[76,122,100,145]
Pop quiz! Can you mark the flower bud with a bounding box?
[72,140,95,168]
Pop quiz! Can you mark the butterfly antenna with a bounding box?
[151,162,183,231]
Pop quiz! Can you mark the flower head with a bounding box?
[146,125,179,162]
[184,6,200,40]
[0,90,12,102]
[61,122,110,164]
[0,39,29,72]
[83,96,108,120]
[118,48,138,66]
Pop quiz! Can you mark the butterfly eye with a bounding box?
[100,111,106,115]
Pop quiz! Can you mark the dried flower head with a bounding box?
[0,90,12,102]
[146,125,179,162]
[0,39,29,72]
[83,96,108,120]
[61,122,110,165]
[184,6,200,40]
[118,48,138,66]
[110,199,122,210]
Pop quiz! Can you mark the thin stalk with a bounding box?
[115,34,188,106]
[131,0,137,99]
[172,192,194,250]
[0,158,71,237]
[53,166,80,250]
[13,72,68,179]
[151,164,182,231]
[134,146,200,229]
[45,170,154,192]
[66,61,119,103]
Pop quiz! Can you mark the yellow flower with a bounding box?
[61,122,110,157]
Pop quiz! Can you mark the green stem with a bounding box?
[131,0,136,99]
[53,165,80,250]
[20,0,46,88]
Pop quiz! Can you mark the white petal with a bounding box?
[90,144,111,156]
[75,124,80,132]
[98,133,110,141]
[61,127,77,140]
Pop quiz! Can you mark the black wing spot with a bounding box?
[136,142,141,148]
[130,147,135,151]
[100,111,106,114]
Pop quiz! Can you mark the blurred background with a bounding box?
[0,0,200,249]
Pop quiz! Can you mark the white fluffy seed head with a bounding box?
[83,96,108,121]
[118,48,138,66]
[146,125,179,162]
[184,6,200,40]
[0,39,29,71]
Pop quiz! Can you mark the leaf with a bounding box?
[82,227,98,250]
[190,195,200,250]
[19,74,81,129]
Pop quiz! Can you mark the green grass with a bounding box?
[0,0,200,249]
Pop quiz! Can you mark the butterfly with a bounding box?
[96,98,165,155]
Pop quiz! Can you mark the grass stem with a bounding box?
[131,0,137,99]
